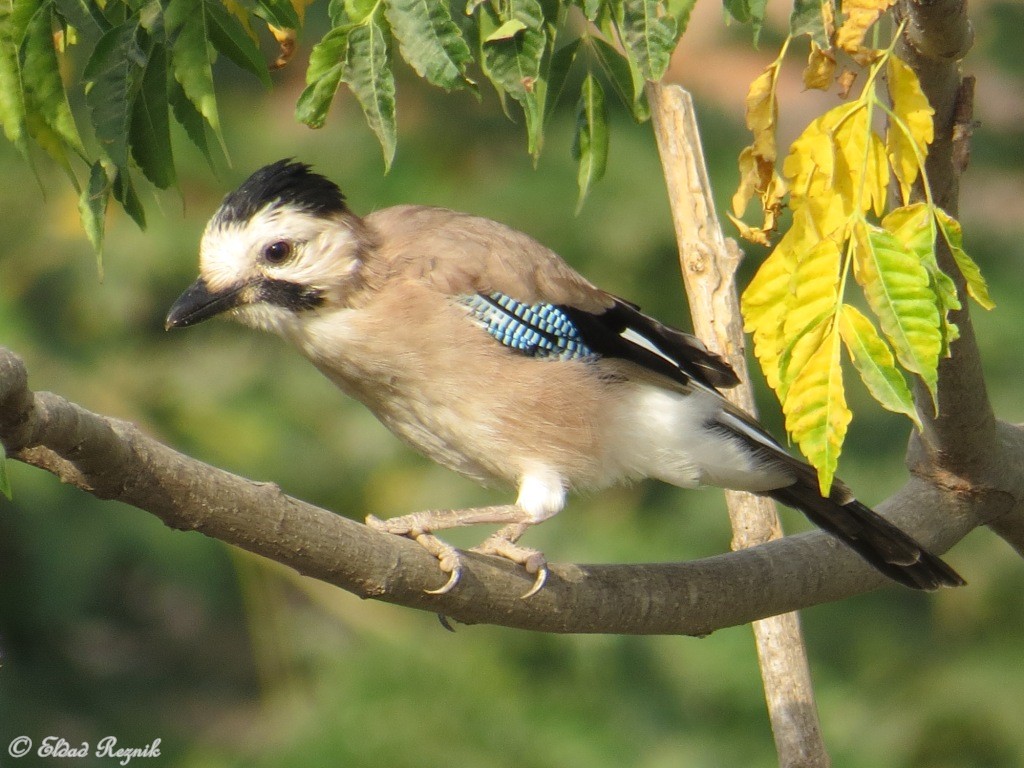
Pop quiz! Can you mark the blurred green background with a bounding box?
[2,2,1023,766]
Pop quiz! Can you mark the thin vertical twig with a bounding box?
[646,82,831,768]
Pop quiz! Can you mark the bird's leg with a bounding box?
[366,505,542,595]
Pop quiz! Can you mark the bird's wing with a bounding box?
[458,291,740,391]
[365,205,739,391]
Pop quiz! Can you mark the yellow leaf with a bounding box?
[837,68,858,99]
[742,216,810,391]
[821,0,836,41]
[732,145,774,218]
[865,132,889,217]
[782,237,842,345]
[835,0,896,52]
[783,101,858,206]
[760,172,787,232]
[832,103,889,216]
[728,212,772,247]
[839,304,920,427]
[269,25,297,69]
[779,310,829,400]
[733,146,757,217]
[223,0,258,41]
[292,0,316,23]
[750,305,788,393]
[745,63,780,164]
[782,318,850,495]
[803,41,836,91]
[742,209,818,329]
[849,46,883,68]
[887,55,935,203]
[933,208,995,310]
[803,190,848,241]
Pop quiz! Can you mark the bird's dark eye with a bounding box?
[263,240,293,264]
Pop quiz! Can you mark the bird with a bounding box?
[166,159,965,597]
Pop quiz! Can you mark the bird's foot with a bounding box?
[366,509,546,597]
[471,534,548,599]
[366,514,465,595]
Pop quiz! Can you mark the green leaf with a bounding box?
[882,202,960,352]
[22,1,85,157]
[83,16,145,170]
[852,221,941,400]
[485,18,527,41]
[130,42,175,189]
[386,0,472,91]
[0,442,11,500]
[789,0,831,47]
[482,0,546,156]
[666,0,696,34]
[78,159,111,269]
[482,0,545,100]
[578,0,602,21]
[545,37,580,118]
[343,17,396,170]
[52,0,109,32]
[165,0,227,157]
[572,72,607,213]
[0,0,33,153]
[253,0,299,30]
[169,76,211,162]
[839,304,920,426]
[296,24,349,128]
[335,0,375,24]
[588,35,649,122]
[723,0,767,40]
[617,0,677,81]
[113,164,145,228]
[205,0,271,86]
[476,2,508,114]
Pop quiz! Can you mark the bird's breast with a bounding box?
[294,286,632,491]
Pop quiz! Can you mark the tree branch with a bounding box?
[892,0,1024,554]
[1,345,1011,638]
[646,82,828,768]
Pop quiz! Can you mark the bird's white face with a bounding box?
[168,201,366,338]
[200,204,362,297]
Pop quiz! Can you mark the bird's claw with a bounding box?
[367,513,549,597]
[422,540,464,595]
[367,514,466,595]
[424,565,462,595]
[471,537,549,599]
[520,565,548,599]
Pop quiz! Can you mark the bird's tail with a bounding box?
[766,480,965,591]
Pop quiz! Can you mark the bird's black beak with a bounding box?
[165,278,245,330]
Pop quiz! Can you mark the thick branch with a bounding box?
[1,346,1011,637]
[893,0,1023,555]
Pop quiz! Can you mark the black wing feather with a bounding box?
[560,298,740,390]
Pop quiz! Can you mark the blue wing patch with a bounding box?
[460,293,595,361]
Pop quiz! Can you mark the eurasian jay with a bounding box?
[167,160,964,597]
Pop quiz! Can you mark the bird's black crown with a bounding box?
[213,159,348,226]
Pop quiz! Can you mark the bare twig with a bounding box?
[646,82,829,768]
